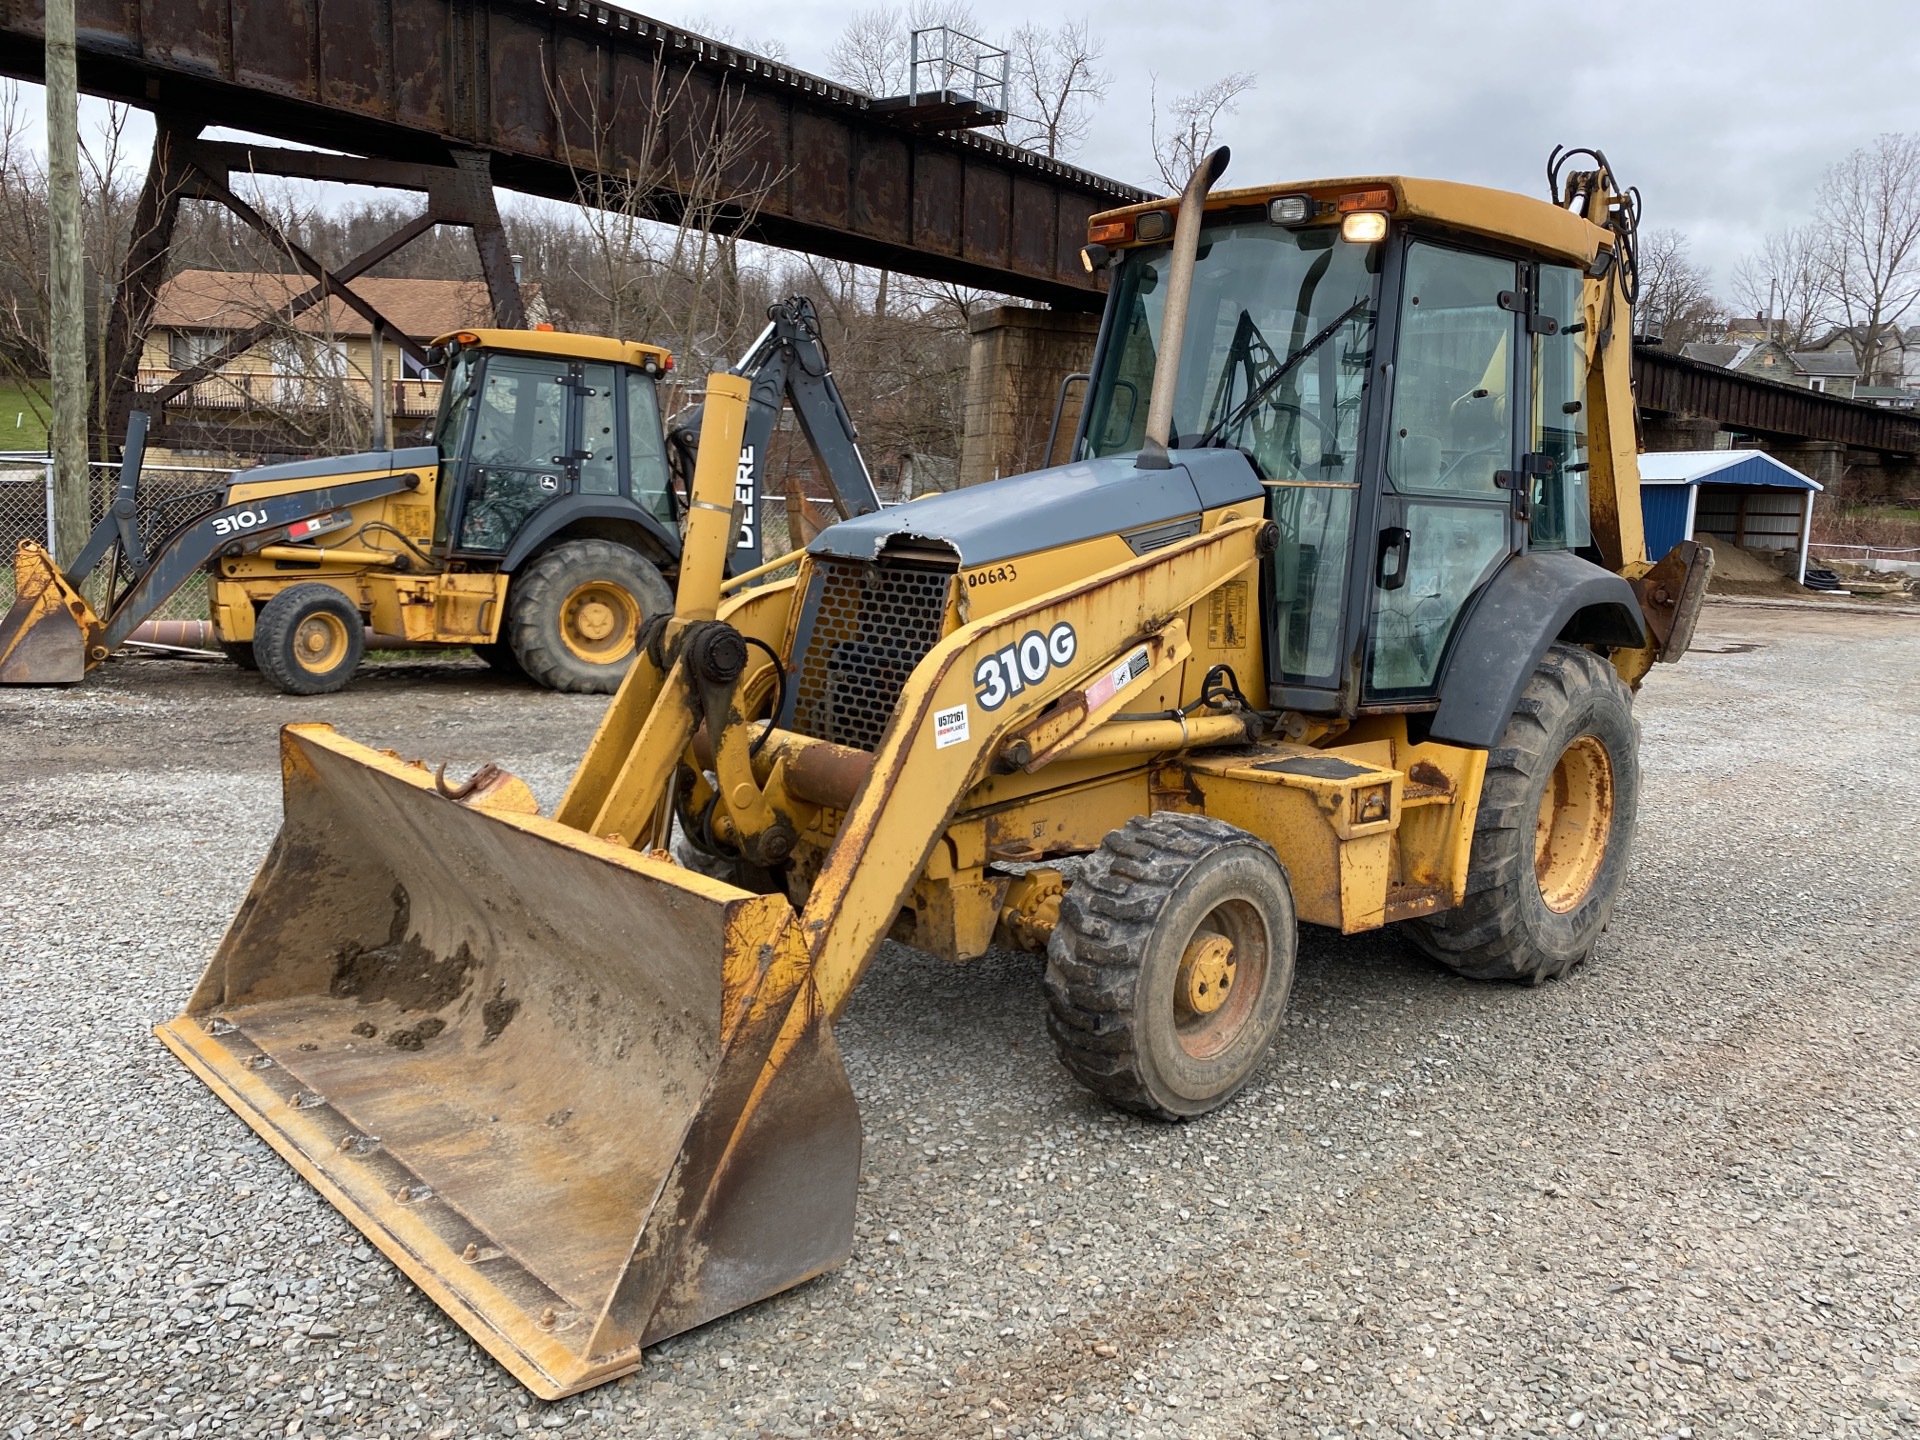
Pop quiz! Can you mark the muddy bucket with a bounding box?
[156,724,861,1398]
[0,541,97,684]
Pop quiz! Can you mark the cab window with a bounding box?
[625,370,674,521]
[577,362,619,494]
[1529,265,1592,550]
[1386,245,1515,496]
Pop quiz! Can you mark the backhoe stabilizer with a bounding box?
[0,540,103,684]
[154,724,859,1398]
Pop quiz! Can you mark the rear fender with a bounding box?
[497,499,680,573]
[1428,551,1645,750]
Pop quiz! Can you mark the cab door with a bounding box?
[1363,240,1525,701]
[447,355,631,557]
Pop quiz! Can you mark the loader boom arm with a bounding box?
[797,516,1267,1017]
[0,412,421,684]
[92,473,420,654]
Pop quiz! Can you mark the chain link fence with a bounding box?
[0,455,235,617]
[0,455,52,608]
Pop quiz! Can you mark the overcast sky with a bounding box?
[653,0,1920,290]
[31,0,1920,297]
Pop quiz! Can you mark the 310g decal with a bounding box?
[974,622,1077,710]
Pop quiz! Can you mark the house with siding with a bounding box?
[1677,334,1861,398]
[139,271,544,451]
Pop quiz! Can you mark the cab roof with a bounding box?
[1091,176,1609,267]
[432,328,674,370]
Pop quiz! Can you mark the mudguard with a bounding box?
[1429,550,1646,749]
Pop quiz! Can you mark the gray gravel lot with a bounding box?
[3,604,1917,1440]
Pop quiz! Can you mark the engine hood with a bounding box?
[809,448,1264,569]
[231,445,440,488]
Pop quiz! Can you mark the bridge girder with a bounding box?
[0,0,1147,309]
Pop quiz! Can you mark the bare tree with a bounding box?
[1149,72,1255,193]
[0,83,51,427]
[1811,133,1920,384]
[827,0,982,97]
[79,102,143,457]
[1635,228,1723,350]
[1732,225,1828,350]
[0,87,152,455]
[677,15,789,62]
[997,19,1109,161]
[541,53,786,367]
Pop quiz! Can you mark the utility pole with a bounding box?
[369,324,388,451]
[46,0,90,564]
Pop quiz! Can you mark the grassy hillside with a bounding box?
[0,382,49,452]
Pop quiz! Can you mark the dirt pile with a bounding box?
[1699,534,1803,595]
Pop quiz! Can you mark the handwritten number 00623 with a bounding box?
[973,622,1077,711]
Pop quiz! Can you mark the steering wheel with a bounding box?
[1241,401,1342,475]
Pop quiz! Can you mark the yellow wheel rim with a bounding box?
[1177,933,1237,1016]
[1534,734,1614,913]
[559,582,640,665]
[1171,900,1267,1060]
[292,611,350,673]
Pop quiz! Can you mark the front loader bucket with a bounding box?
[155,725,860,1399]
[0,540,99,684]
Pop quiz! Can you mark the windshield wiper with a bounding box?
[1196,297,1373,449]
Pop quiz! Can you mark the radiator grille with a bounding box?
[791,559,953,752]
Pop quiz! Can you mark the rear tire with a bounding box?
[253,584,365,696]
[1045,813,1297,1120]
[506,540,672,694]
[1407,643,1638,983]
[220,640,259,671]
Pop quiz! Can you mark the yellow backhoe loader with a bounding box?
[157,146,1712,1398]
[0,298,877,694]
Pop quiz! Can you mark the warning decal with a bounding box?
[1083,645,1152,712]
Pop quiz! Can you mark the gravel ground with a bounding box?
[3,604,1917,1440]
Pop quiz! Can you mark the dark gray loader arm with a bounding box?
[97,473,421,652]
[669,296,883,572]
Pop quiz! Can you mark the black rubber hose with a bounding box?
[742,635,788,757]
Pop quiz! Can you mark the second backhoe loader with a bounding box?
[159,145,1711,1398]
[0,299,877,694]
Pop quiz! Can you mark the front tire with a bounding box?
[1407,643,1638,983]
[253,584,365,696]
[506,540,672,694]
[1045,814,1297,1120]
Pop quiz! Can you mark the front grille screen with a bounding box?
[792,559,953,752]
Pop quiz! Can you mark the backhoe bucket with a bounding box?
[0,540,100,684]
[155,724,860,1399]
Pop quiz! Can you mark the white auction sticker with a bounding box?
[933,704,971,749]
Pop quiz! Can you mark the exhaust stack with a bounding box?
[1137,146,1231,470]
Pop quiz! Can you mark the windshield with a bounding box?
[434,346,480,453]
[1082,220,1380,481]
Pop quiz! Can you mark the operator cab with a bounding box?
[1078,178,1606,718]
[427,329,678,562]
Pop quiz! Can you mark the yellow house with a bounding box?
[138,271,544,452]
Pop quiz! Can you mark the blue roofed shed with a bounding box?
[1637,450,1823,584]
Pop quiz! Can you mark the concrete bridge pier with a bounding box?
[1760,440,1849,491]
[959,306,1101,488]
[1641,413,1723,451]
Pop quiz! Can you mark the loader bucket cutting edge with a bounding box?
[0,540,97,684]
[154,724,861,1399]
